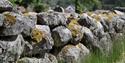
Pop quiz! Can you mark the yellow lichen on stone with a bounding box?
[67,19,81,37]
[103,13,114,22]
[3,12,16,26]
[87,12,93,16]
[23,12,29,16]
[31,28,44,43]
[101,12,117,23]
[23,12,37,17]
[62,45,74,54]
[93,14,101,22]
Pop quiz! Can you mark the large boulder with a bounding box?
[0,34,26,63]
[37,12,67,29]
[52,26,72,47]
[57,43,90,63]
[17,53,58,63]
[23,25,54,57]
[0,0,13,13]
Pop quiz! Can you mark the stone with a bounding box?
[0,12,24,36]
[17,53,58,63]
[65,5,75,13]
[22,16,36,36]
[0,0,13,13]
[23,12,37,24]
[98,33,112,54]
[0,14,4,26]
[100,18,109,32]
[79,13,105,38]
[81,27,112,54]
[0,34,26,63]
[114,10,125,15]
[57,43,89,63]
[92,21,105,38]
[37,12,67,28]
[120,15,125,20]
[78,13,98,32]
[113,16,125,33]
[23,25,54,57]
[0,12,36,36]
[53,6,64,12]
[52,26,72,47]
[67,19,84,44]
[35,25,54,49]
[81,27,95,49]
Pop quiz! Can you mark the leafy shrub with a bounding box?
[33,4,48,13]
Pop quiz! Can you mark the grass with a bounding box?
[82,35,125,63]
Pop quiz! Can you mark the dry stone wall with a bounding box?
[0,0,125,63]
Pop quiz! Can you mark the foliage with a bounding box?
[74,0,102,13]
[33,4,48,13]
[9,0,16,4]
[102,0,125,7]
[9,0,48,12]
[9,0,125,13]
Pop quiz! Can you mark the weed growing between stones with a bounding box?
[82,35,125,63]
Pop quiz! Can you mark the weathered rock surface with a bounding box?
[0,34,25,63]
[0,0,13,13]
[22,12,37,36]
[0,12,36,36]
[35,25,54,49]
[0,1,125,62]
[37,12,67,28]
[52,26,72,47]
[113,16,125,33]
[57,43,90,63]
[67,19,84,44]
[99,33,112,54]
[18,53,58,63]
[23,25,54,57]
[0,14,4,26]
[78,13,96,29]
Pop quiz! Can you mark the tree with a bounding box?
[74,0,102,13]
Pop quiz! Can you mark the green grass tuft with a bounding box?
[82,35,125,63]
